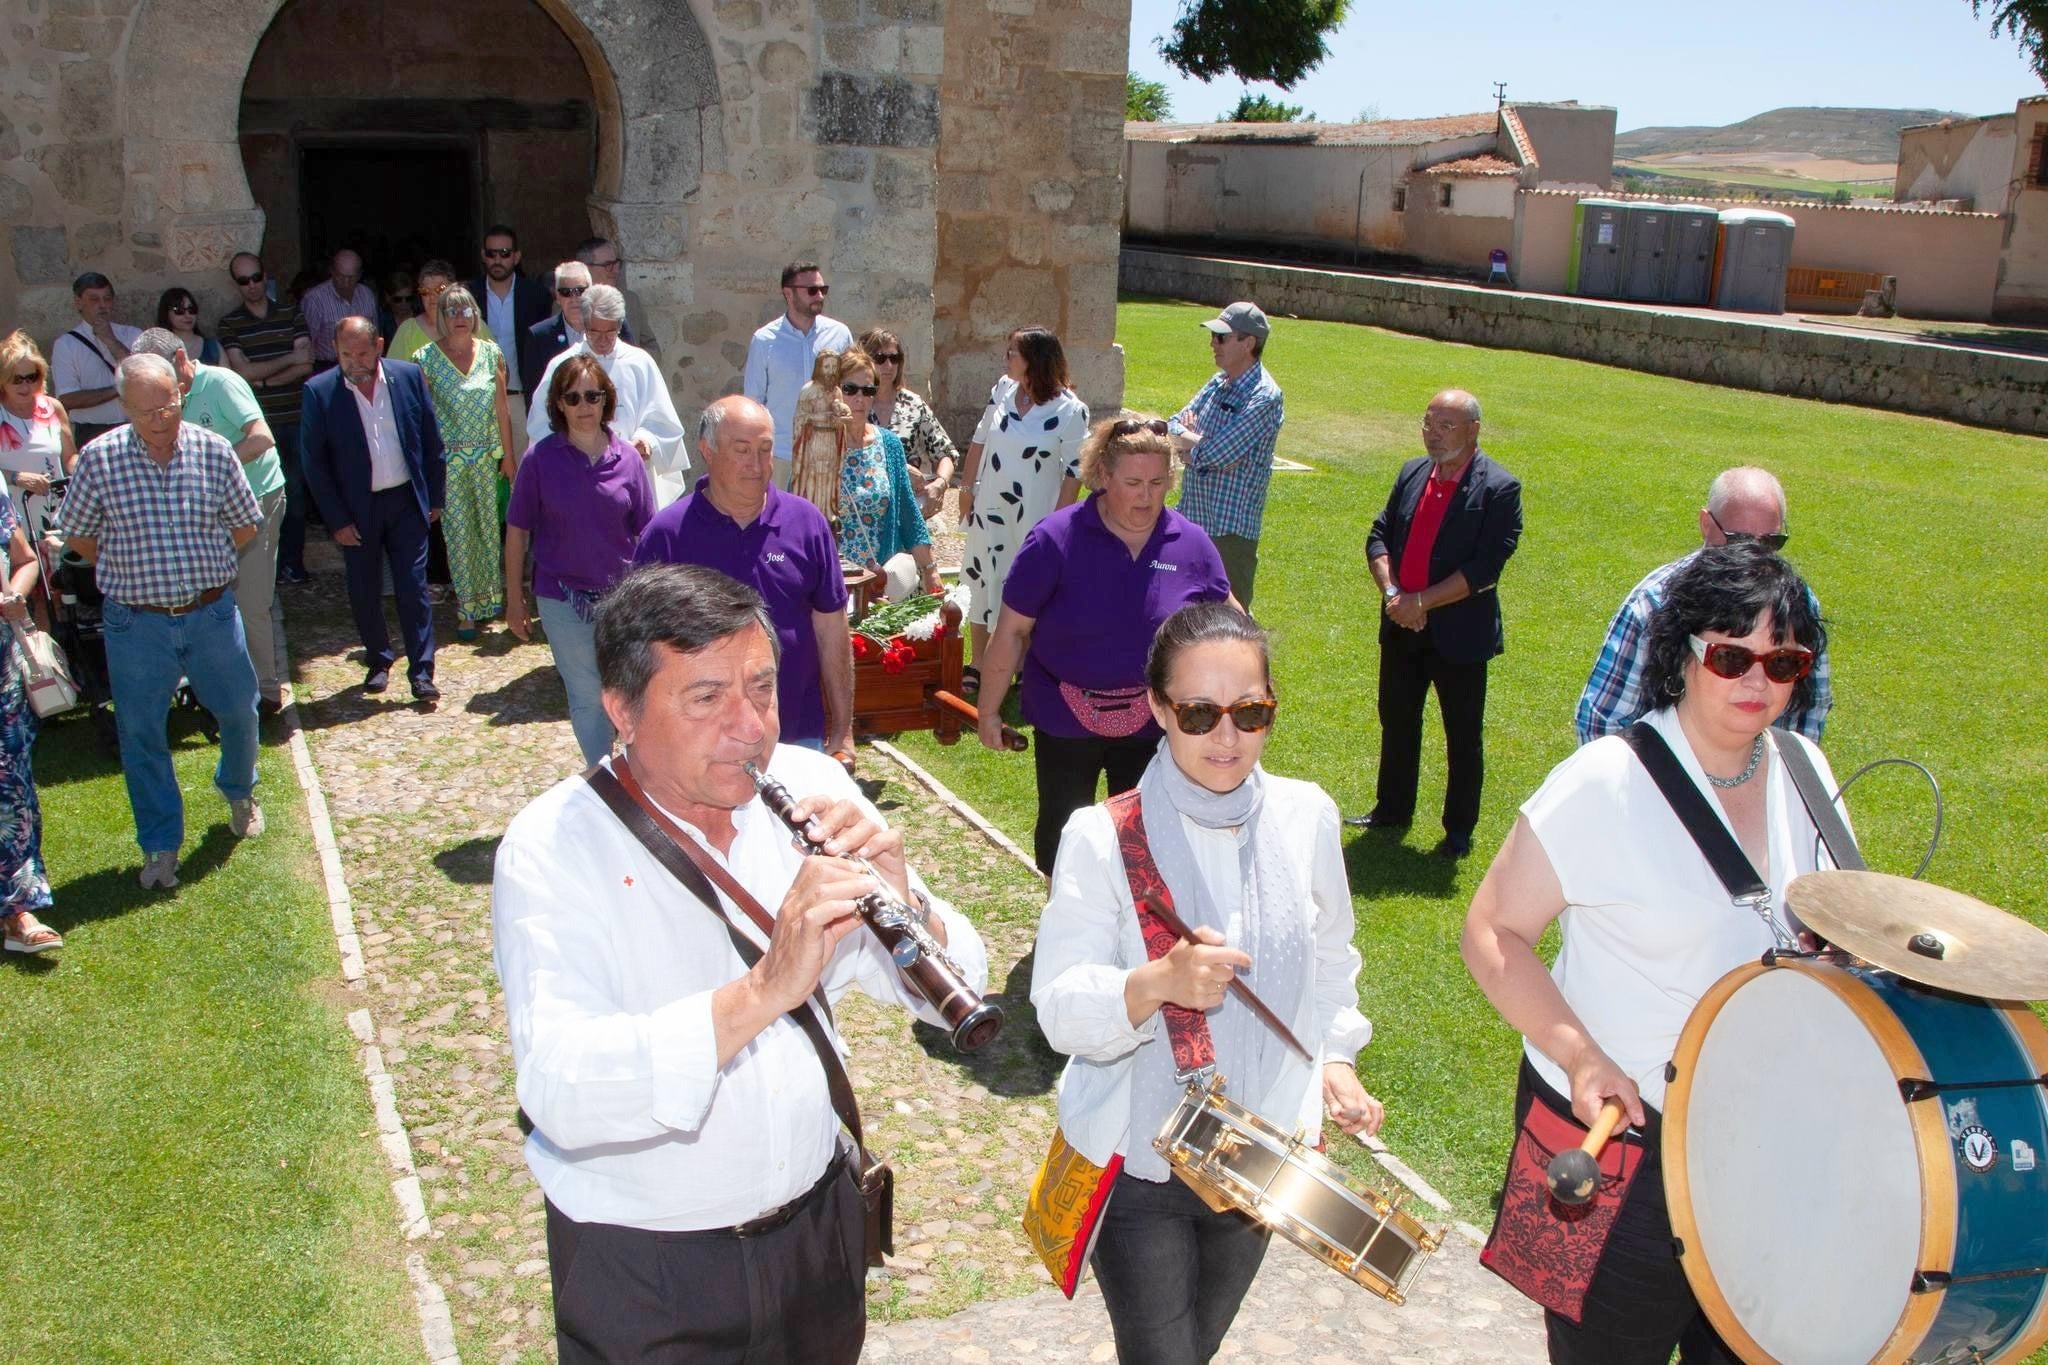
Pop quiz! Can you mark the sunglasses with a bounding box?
[232,270,265,286]
[389,293,416,304]
[798,284,830,296]
[1111,418,1170,437]
[419,283,447,297]
[556,285,587,298]
[560,389,607,408]
[7,371,42,386]
[841,382,878,397]
[1688,635,1815,684]
[482,246,516,259]
[1708,510,1790,552]
[1166,698,1278,736]
[873,353,902,365]
[169,303,198,315]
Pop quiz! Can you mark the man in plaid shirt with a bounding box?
[53,354,266,890]
[1575,465,1831,746]
[1170,301,1284,609]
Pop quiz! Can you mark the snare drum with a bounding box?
[1666,957,2048,1364]
[1152,1073,1443,1304]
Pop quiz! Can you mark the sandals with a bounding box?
[2,910,63,955]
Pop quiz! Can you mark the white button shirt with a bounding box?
[492,744,990,1231]
[742,313,854,463]
[347,365,410,491]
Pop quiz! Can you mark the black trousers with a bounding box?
[1032,729,1154,873]
[1090,1171,1271,1365]
[545,1159,866,1364]
[1511,1063,1737,1365]
[1374,626,1489,837]
[340,485,435,684]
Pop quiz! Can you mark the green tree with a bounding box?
[1222,92,1315,123]
[1972,0,2048,82]
[1127,72,1173,122]
[1159,0,1350,89]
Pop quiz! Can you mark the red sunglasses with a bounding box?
[1689,635,1815,684]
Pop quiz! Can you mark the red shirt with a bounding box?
[1396,455,1471,592]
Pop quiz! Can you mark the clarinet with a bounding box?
[744,762,1005,1052]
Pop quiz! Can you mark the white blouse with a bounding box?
[1522,705,1845,1111]
[1031,775,1373,1172]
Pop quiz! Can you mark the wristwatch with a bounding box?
[1382,584,1400,602]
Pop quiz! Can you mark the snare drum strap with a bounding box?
[1620,724,1769,903]
[1107,789,1216,1079]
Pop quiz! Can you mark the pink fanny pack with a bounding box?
[1057,681,1151,737]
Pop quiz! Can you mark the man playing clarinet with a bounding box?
[492,563,989,1363]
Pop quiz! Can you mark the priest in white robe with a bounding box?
[528,284,689,506]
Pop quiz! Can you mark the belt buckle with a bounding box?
[165,593,201,617]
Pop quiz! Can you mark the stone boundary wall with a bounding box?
[1121,248,2048,437]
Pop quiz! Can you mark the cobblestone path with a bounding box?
[284,538,1541,1363]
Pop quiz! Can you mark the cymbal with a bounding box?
[1787,870,2048,1000]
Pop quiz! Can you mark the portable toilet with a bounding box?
[1619,202,1674,302]
[1713,209,1796,313]
[1664,204,1719,305]
[1567,198,1629,299]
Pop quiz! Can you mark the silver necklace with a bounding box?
[1706,733,1766,789]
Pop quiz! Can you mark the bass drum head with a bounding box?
[1667,964,1927,1364]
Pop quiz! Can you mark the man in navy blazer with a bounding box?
[301,317,447,702]
[1358,389,1523,857]
[521,260,640,399]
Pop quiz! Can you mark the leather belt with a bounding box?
[726,1147,847,1240]
[128,584,228,616]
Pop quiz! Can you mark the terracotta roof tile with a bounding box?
[1499,106,1534,166]
[1125,113,1497,147]
[1421,154,1521,177]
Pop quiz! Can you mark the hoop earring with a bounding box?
[1663,675,1684,698]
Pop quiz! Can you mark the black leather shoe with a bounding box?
[1342,808,1410,830]
[364,667,390,694]
[1438,831,1475,859]
[412,678,441,703]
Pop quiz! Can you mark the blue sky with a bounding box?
[1126,0,2042,131]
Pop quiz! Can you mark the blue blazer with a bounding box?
[299,361,447,535]
[1367,450,1523,664]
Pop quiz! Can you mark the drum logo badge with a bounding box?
[1947,1098,1999,1173]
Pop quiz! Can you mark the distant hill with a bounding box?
[1616,107,1973,165]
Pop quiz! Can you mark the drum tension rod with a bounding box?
[1897,1075,2048,1103]
[1914,1266,2048,1293]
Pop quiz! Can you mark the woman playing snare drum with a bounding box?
[1461,543,1843,1362]
[1032,602,1381,1365]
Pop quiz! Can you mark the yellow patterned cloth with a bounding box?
[1022,1127,1122,1298]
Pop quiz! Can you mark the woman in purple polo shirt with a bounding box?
[975,416,1234,873]
[505,355,656,764]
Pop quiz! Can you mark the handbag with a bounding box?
[1022,788,1216,1296]
[12,623,79,718]
[582,756,895,1266]
[1479,1064,1646,1322]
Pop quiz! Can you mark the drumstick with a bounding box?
[930,688,1028,750]
[1545,1099,1626,1206]
[1139,895,1314,1065]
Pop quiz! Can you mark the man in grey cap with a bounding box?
[1169,301,1285,609]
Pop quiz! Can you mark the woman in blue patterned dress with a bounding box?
[833,348,941,601]
[0,495,60,953]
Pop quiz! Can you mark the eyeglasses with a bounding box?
[445,307,476,320]
[840,381,878,397]
[169,304,198,315]
[1165,698,1278,736]
[232,270,265,286]
[1688,635,1815,684]
[1111,418,1170,437]
[7,371,42,386]
[1708,510,1790,552]
[556,285,587,298]
[136,400,184,422]
[873,353,902,365]
[482,247,516,259]
[589,256,621,270]
[560,389,607,408]
[798,284,830,296]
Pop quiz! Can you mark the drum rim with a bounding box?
[1997,1000,2048,1361]
[1663,958,1956,1365]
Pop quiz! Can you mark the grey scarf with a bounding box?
[1124,741,1310,1179]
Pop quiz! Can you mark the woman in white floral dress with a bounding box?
[955,326,1086,690]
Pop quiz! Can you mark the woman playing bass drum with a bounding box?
[1031,602,1383,1365]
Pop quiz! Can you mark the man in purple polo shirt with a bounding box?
[633,396,853,756]
[972,420,1231,871]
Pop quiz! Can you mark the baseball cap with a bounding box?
[1200,301,1269,339]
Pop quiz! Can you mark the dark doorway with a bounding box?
[299,143,477,284]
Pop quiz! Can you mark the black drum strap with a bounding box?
[1621,724,1768,902]
[1773,737,1867,872]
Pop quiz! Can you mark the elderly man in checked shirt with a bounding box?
[1169,300,1285,610]
[53,354,265,891]
[1575,464,1831,746]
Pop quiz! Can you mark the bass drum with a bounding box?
[1664,957,2048,1364]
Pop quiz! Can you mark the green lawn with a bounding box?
[900,295,2048,1219]
[0,714,419,1362]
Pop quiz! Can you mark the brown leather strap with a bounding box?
[587,756,870,1169]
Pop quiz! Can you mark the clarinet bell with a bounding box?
[952,999,1006,1053]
